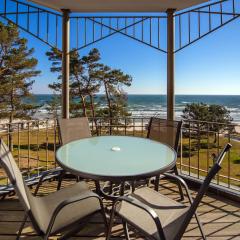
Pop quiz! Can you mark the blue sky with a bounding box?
[6,2,240,95]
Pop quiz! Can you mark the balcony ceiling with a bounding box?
[28,0,209,13]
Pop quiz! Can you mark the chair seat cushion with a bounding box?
[29,181,101,234]
[116,187,189,240]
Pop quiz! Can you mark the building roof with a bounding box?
[28,0,209,13]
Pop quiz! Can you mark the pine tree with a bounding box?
[98,66,132,134]
[45,93,61,119]
[46,47,132,127]
[46,48,87,116]
[100,67,132,118]
[0,22,40,149]
[182,103,233,143]
[81,48,102,132]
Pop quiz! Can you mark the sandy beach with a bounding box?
[0,118,240,134]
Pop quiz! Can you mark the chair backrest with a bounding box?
[58,117,91,145]
[174,143,232,240]
[0,139,31,211]
[147,118,182,151]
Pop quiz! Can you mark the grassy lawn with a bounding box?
[0,127,58,185]
[180,135,240,187]
[0,127,239,188]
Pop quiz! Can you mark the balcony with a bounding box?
[1,0,240,238]
[0,118,239,239]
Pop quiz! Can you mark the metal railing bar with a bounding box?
[0,14,62,51]
[4,0,6,17]
[109,17,111,34]
[180,163,240,182]
[84,18,87,46]
[27,5,30,31]
[55,15,58,47]
[37,8,40,37]
[197,121,200,178]
[209,6,212,32]
[71,29,167,54]
[158,17,160,49]
[37,121,40,176]
[188,12,191,44]
[220,2,223,25]
[46,12,49,42]
[92,17,95,42]
[0,118,239,193]
[76,18,79,49]
[4,0,62,17]
[175,14,240,53]
[228,129,231,187]
[100,18,103,38]
[149,18,152,45]
[17,123,20,168]
[27,122,30,173]
[71,16,167,53]
[207,123,210,174]
[179,15,182,48]
[70,15,167,19]
[174,0,231,17]
[46,120,49,170]
[88,16,149,36]
[233,0,236,16]
[0,10,44,16]
[191,10,240,16]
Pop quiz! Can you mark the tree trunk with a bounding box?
[89,94,99,135]
[103,82,113,135]
[8,114,13,152]
[9,85,14,151]
[80,95,87,117]
[214,133,217,144]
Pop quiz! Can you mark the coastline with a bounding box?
[30,94,240,123]
[0,118,239,134]
[1,94,240,132]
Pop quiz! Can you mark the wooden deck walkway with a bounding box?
[0,180,239,240]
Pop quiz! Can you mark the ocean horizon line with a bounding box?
[31,93,240,96]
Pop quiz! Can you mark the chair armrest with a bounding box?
[45,191,101,235]
[161,173,193,203]
[114,196,165,239]
[34,167,63,196]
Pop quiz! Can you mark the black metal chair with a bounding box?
[147,117,184,199]
[107,143,232,240]
[0,138,108,240]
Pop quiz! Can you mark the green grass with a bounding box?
[180,135,240,187]
[0,128,239,188]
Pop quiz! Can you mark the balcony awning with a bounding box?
[28,0,209,13]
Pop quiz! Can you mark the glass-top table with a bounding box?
[56,136,177,182]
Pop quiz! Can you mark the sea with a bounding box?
[31,94,240,123]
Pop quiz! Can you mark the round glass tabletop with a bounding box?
[56,136,176,181]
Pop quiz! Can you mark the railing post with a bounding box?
[167,9,176,121]
[180,127,183,173]
[62,9,70,119]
